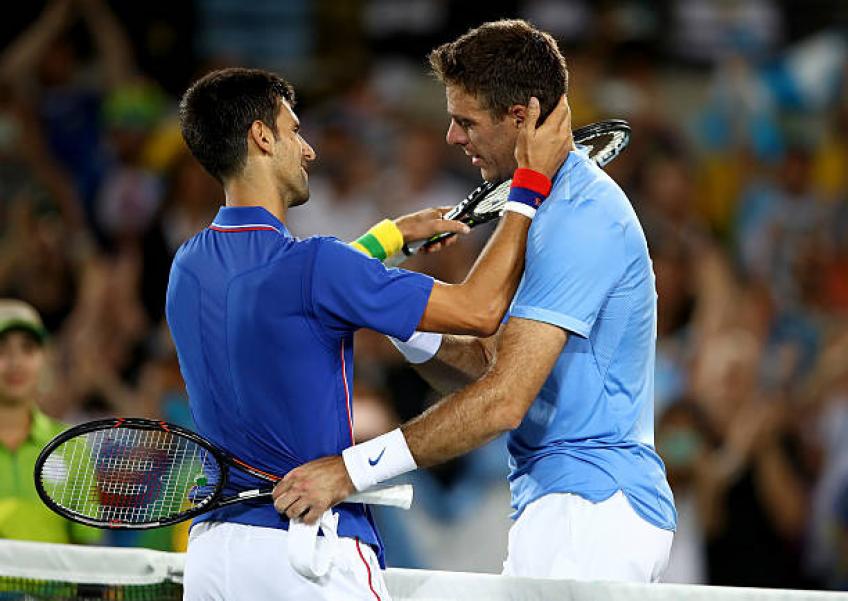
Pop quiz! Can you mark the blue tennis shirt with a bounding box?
[165,206,434,564]
[507,148,677,531]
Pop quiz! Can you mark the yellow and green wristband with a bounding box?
[350,219,404,261]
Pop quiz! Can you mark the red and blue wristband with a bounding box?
[503,168,553,219]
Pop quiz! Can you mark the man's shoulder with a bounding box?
[546,154,632,221]
[566,153,626,197]
[172,228,208,263]
[172,228,321,270]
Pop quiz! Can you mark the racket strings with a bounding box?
[586,130,629,167]
[40,427,219,524]
[470,181,511,217]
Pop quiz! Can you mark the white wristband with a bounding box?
[503,201,537,219]
[342,428,417,492]
[388,331,443,364]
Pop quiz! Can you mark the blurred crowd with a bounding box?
[1,0,847,590]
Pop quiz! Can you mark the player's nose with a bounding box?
[302,138,316,162]
[446,120,467,147]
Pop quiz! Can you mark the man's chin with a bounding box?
[481,167,508,184]
[0,390,34,406]
[288,190,310,208]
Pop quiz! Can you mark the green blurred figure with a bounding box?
[0,299,100,544]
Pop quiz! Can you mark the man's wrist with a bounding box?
[341,428,417,492]
[350,219,404,261]
[503,168,552,220]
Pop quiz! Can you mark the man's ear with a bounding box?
[248,120,274,154]
[509,104,527,127]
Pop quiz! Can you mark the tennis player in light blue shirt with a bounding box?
[292,142,677,582]
[508,144,676,531]
[289,142,677,582]
[503,144,677,574]
[284,19,675,584]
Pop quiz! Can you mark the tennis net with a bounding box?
[1,540,843,600]
[0,540,183,600]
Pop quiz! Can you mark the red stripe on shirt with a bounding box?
[355,538,382,601]
[208,225,279,233]
[341,340,355,444]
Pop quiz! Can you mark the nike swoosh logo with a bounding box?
[368,448,387,466]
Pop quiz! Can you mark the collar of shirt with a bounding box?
[210,206,292,237]
[550,143,590,190]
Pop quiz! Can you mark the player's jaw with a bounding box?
[276,146,314,209]
[278,168,310,208]
[479,152,514,183]
[465,136,518,183]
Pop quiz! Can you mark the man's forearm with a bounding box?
[412,333,497,394]
[402,317,565,469]
[459,211,530,319]
[401,368,517,468]
[419,212,533,336]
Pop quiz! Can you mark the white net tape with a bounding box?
[0,540,842,601]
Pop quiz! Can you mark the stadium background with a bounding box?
[1,0,847,591]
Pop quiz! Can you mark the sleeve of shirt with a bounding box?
[310,238,434,341]
[510,207,627,338]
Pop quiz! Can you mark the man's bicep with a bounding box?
[417,281,498,336]
[491,316,568,420]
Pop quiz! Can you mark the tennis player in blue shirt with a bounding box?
[280,20,677,584]
[169,67,571,600]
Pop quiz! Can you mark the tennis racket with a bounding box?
[404,118,631,255]
[34,417,413,530]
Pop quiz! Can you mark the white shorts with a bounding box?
[183,522,391,601]
[502,490,673,582]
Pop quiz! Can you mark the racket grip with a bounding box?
[345,484,413,510]
[403,232,454,257]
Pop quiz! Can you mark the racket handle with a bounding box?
[402,232,455,257]
[345,484,413,509]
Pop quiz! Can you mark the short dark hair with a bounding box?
[178,68,295,182]
[429,19,568,122]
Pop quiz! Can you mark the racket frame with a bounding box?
[36,417,285,530]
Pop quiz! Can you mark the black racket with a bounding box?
[404,119,631,255]
[34,417,412,530]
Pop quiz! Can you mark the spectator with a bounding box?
[0,298,100,544]
[0,0,135,227]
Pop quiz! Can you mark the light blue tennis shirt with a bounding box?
[507,147,677,531]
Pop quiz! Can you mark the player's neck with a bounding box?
[224,176,288,224]
[0,401,32,450]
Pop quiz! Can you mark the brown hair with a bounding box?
[428,19,568,122]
